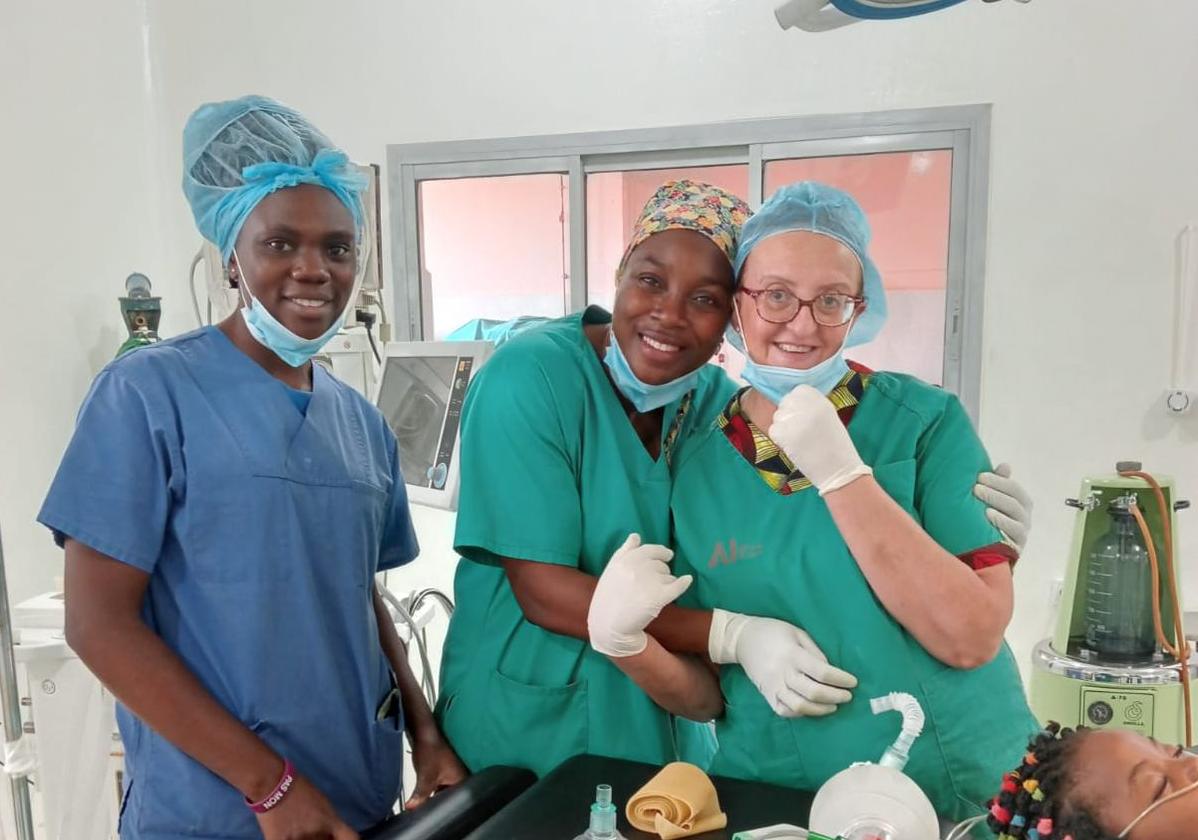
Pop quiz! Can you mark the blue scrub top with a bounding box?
[39,327,419,839]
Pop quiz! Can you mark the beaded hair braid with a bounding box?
[987,723,1115,840]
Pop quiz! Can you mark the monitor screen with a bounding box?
[374,341,493,510]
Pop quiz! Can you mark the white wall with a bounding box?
[0,0,176,609]
[4,0,1197,696]
[0,2,171,834]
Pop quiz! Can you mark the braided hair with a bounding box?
[987,722,1115,840]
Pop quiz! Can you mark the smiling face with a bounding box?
[230,183,358,340]
[734,230,864,369]
[610,228,734,385]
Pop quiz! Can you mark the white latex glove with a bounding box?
[588,534,693,658]
[974,463,1033,553]
[708,609,857,718]
[767,385,872,495]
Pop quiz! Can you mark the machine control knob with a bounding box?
[1166,390,1193,414]
[1087,700,1115,726]
[427,462,449,489]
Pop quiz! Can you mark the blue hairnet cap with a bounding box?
[182,95,366,263]
[734,181,887,348]
[831,0,966,19]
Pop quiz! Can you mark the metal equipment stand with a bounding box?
[0,522,36,840]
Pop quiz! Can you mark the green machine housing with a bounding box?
[1030,463,1194,742]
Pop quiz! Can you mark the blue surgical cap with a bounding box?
[182,95,367,264]
[734,181,887,348]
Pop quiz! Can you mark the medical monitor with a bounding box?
[374,340,494,511]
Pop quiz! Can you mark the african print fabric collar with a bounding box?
[719,365,871,495]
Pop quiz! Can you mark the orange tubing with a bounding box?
[1121,469,1191,747]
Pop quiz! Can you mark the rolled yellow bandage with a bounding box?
[626,762,728,839]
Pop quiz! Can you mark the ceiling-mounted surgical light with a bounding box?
[775,0,1030,33]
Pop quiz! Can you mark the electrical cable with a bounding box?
[357,310,383,364]
[944,815,986,840]
[365,323,382,364]
[377,585,455,711]
[189,250,206,327]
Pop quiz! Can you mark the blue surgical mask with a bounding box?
[603,329,701,413]
[727,302,853,403]
[233,248,349,368]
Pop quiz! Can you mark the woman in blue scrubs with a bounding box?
[38,96,464,840]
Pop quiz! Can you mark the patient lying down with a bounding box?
[986,722,1198,840]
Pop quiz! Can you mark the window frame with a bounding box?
[387,104,991,417]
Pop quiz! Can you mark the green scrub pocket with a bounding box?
[709,689,810,790]
[919,649,1037,822]
[482,671,589,775]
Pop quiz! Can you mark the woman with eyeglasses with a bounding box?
[587,182,1039,824]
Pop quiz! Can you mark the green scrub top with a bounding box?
[670,372,1038,822]
[436,307,725,777]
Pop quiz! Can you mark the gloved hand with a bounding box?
[768,385,872,495]
[708,609,857,717]
[974,463,1033,553]
[588,534,693,658]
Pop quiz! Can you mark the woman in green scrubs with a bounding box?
[590,182,1039,822]
[436,181,761,776]
[439,180,1035,782]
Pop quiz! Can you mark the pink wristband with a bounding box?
[246,759,295,814]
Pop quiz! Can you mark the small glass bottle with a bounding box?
[573,784,627,840]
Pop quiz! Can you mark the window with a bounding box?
[586,165,750,311]
[388,107,990,416]
[761,150,952,385]
[418,174,569,339]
